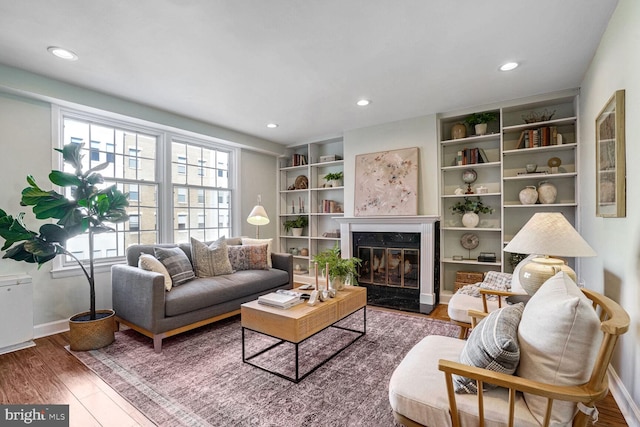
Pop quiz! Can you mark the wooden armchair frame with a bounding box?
[438,288,629,427]
[450,288,520,339]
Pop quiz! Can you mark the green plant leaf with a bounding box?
[56,142,84,172]
[32,197,76,220]
[39,223,68,244]
[3,242,38,263]
[49,170,82,187]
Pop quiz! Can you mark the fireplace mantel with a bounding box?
[335,216,440,312]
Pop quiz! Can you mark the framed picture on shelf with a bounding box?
[595,89,626,218]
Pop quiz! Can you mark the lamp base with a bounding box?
[519,257,576,295]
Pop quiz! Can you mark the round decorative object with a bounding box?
[525,163,538,173]
[537,181,557,204]
[451,123,467,139]
[519,186,538,205]
[460,233,479,250]
[294,175,308,189]
[462,169,477,184]
[547,157,562,168]
[461,212,480,228]
[299,247,309,256]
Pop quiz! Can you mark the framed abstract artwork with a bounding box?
[354,147,419,216]
[595,89,626,218]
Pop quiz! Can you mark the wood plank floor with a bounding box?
[0,305,628,426]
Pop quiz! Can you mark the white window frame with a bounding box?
[50,105,240,278]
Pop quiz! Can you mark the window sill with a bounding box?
[50,259,125,279]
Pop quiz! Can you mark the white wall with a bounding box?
[578,0,640,420]
[0,89,280,333]
[343,114,439,216]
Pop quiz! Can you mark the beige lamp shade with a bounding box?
[247,205,270,226]
[503,212,596,295]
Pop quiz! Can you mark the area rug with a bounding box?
[69,308,459,426]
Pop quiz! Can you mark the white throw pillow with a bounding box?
[241,237,273,268]
[517,272,602,425]
[138,253,172,291]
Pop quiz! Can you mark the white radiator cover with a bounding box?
[0,274,35,354]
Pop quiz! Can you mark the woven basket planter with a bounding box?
[69,309,116,351]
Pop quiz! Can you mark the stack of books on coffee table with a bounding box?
[258,292,303,309]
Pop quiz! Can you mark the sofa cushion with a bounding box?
[517,272,602,425]
[241,237,273,268]
[453,303,524,393]
[191,236,233,277]
[164,269,289,316]
[138,253,172,291]
[154,246,195,286]
[228,244,269,271]
[389,335,539,427]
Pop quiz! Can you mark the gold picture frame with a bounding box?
[595,89,626,218]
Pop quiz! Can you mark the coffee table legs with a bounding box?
[242,307,366,383]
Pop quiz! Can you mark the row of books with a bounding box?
[291,153,307,166]
[456,147,490,166]
[321,199,339,213]
[516,126,560,149]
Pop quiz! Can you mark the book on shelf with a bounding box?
[517,125,559,149]
[291,153,307,166]
[517,171,549,176]
[456,147,486,166]
[258,291,303,309]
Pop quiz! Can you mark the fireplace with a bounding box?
[336,216,439,314]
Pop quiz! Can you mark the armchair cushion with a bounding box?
[454,303,524,393]
[517,272,602,425]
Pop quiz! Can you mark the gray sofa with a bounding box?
[112,238,293,352]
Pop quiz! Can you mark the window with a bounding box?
[60,113,159,265]
[129,184,139,202]
[55,107,237,269]
[90,141,100,161]
[171,140,232,243]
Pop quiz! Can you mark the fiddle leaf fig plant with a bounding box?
[0,142,129,320]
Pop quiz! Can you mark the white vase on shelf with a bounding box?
[462,212,480,228]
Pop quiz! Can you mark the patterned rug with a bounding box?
[69,308,459,426]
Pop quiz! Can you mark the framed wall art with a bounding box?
[354,147,419,216]
[595,89,626,218]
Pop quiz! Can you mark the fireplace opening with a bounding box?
[353,232,421,312]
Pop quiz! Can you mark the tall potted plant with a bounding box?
[313,243,361,290]
[0,143,129,350]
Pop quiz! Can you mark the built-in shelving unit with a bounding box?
[277,138,344,284]
[438,90,580,302]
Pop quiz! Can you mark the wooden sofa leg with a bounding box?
[458,326,468,340]
[154,336,163,353]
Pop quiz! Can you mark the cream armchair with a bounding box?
[447,255,536,338]
[389,272,629,427]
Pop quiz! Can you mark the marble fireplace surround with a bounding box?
[336,216,440,313]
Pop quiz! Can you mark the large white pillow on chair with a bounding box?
[517,272,602,425]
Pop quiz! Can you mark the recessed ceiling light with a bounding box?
[356,99,371,107]
[266,123,278,129]
[47,46,78,61]
[499,62,519,71]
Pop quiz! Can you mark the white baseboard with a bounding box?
[608,366,640,427]
[34,319,69,339]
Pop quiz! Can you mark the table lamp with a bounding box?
[503,212,596,295]
[246,195,269,238]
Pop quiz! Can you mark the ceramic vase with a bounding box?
[451,123,467,139]
[537,181,557,204]
[475,123,488,136]
[292,228,303,236]
[462,212,480,228]
[519,186,538,205]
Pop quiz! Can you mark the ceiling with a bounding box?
[0,1,618,146]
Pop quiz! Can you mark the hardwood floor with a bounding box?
[0,305,628,426]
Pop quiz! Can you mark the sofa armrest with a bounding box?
[271,252,293,287]
[111,264,166,332]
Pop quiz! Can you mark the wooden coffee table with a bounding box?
[241,286,366,383]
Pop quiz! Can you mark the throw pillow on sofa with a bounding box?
[138,252,172,291]
[517,272,602,425]
[228,244,269,271]
[453,302,524,394]
[191,236,233,277]
[154,246,196,286]
[241,237,273,268]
